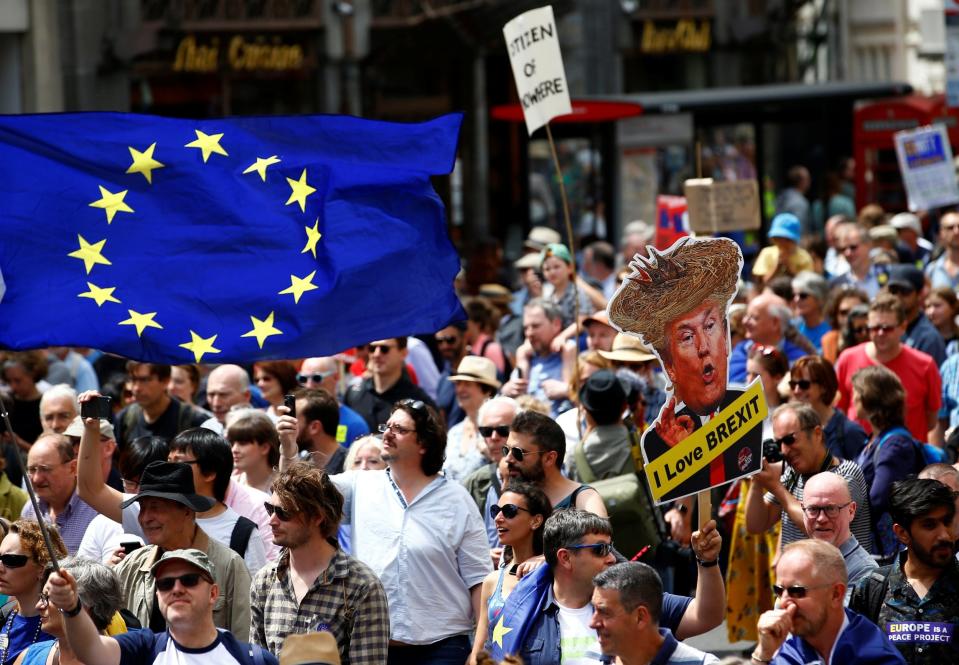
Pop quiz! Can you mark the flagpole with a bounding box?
[0,406,61,571]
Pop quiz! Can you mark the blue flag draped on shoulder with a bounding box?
[486,562,553,660]
[0,112,464,363]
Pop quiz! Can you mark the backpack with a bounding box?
[855,565,894,624]
[875,426,947,467]
[229,516,257,559]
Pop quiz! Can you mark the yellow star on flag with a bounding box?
[89,185,134,224]
[241,311,284,349]
[278,270,318,303]
[68,235,112,274]
[242,155,281,182]
[285,169,316,213]
[302,218,322,258]
[126,143,165,184]
[185,130,228,162]
[118,310,163,337]
[180,331,221,363]
[491,616,513,648]
[78,282,121,307]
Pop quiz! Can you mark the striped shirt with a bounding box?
[250,548,389,664]
[765,459,874,553]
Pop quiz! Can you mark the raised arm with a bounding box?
[76,391,123,523]
[48,569,122,665]
[675,519,725,640]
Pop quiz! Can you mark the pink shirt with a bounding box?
[225,479,280,561]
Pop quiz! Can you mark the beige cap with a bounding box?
[525,226,562,250]
[514,252,542,270]
[63,416,114,440]
[150,548,215,582]
[599,333,657,363]
[448,356,501,389]
[583,310,612,328]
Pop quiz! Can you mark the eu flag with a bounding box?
[0,112,464,363]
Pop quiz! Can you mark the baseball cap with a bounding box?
[150,548,215,583]
[63,416,114,440]
[889,212,922,235]
[884,263,924,293]
[524,226,562,251]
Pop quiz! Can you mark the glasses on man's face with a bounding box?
[27,463,64,477]
[566,542,614,557]
[772,582,831,599]
[368,344,396,355]
[489,503,531,520]
[0,554,30,569]
[379,422,415,436]
[296,370,334,385]
[788,379,816,391]
[852,326,868,336]
[502,446,544,462]
[479,425,510,439]
[801,502,851,519]
[264,501,294,522]
[772,428,811,447]
[867,323,897,335]
[435,335,459,345]
[155,573,205,593]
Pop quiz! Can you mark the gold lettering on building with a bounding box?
[172,35,305,73]
[641,19,711,54]
[173,35,220,72]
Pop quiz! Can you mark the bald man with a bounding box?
[297,357,369,447]
[201,365,252,435]
[801,472,877,601]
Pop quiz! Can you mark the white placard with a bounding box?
[503,6,572,136]
[894,124,959,211]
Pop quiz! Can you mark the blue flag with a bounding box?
[0,112,464,363]
[487,563,553,660]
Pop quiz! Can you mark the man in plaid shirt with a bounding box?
[250,462,389,663]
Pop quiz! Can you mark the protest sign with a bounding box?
[894,123,959,211]
[503,6,572,135]
[608,236,766,504]
[947,1,959,107]
[654,195,688,250]
[684,178,761,233]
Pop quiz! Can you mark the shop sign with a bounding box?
[173,34,306,73]
[640,19,711,54]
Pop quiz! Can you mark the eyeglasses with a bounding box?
[502,446,545,462]
[772,582,832,599]
[839,244,859,254]
[837,308,853,317]
[771,428,811,447]
[296,370,335,385]
[479,425,510,438]
[566,542,614,557]
[263,501,294,521]
[0,554,30,569]
[379,422,416,436]
[867,323,897,334]
[155,573,206,592]
[794,292,812,300]
[490,504,531,519]
[26,463,64,476]
[788,379,816,391]
[367,344,396,355]
[852,326,868,336]
[801,502,851,518]
[886,285,914,296]
[435,335,459,345]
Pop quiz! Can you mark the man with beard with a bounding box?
[294,388,348,473]
[850,478,959,664]
[754,539,904,664]
[250,462,389,662]
[501,299,570,417]
[344,338,436,430]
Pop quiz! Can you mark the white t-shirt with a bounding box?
[556,602,604,664]
[76,513,142,563]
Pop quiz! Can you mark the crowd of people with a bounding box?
[2,199,959,665]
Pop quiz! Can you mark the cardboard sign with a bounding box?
[684,178,761,233]
[894,124,959,211]
[503,6,572,135]
[607,236,766,503]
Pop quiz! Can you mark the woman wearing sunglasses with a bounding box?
[0,520,66,665]
[819,286,869,364]
[469,482,551,665]
[18,556,123,665]
[789,355,866,461]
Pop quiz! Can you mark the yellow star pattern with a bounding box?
[491,616,513,648]
[118,309,163,337]
[126,143,165,184]
[302,218,322,258]
[285,169,316,213]
[242,155,281,182]
[180,331,221,362]
[241,311,284,348]
[278,270,318,303]
[68,235,112,274]
[185,130,228,163]
[89,185,134,224]
[78,282,120,307]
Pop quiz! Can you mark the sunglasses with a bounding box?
[867,323,897,334]
[367,344,396,354]
[837,308,853,317]
[772,582,831,599]
[0,554,29,569]
[852,326,868,336]
[566,542,614,557]
[788,379,815,391]
[886,285,914,296]
[489,503,530,519]
[502,446,545,462]
[801,502,851,518]
[435,335,459,345]
[793,292,812,300]
[399,399,426,412]
[296,370,334,384]
[155,573,206,592]
[772,428,810,447]
[264,501,294,521]
[479,425,510,438]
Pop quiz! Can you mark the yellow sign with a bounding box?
[173,35,305,73]
[641,19,711,54]
[645,380,767,502]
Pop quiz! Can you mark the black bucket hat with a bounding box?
[120,460,215,512]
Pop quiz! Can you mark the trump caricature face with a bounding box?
[662,301,729,416]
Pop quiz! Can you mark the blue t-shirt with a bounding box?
[338,403,370,448]
[0,613,54,665]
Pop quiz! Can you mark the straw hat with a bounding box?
[280,632,340,665]
[599,333,657,363]
[448,356,501,389]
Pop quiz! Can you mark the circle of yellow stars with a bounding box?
[69,129,323,362]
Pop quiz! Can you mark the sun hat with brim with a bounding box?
[448,356,501,389]
[478,283,513,305]
[514,253,542,270]
[540,243,573,268]
[280,632,341,665]
[525,226,562,251]
[768,213,801,243]
[889,212,922,235]
[150,548,215,583]
[599,333,657,363]
[119,460,215,512]
[63,415,114,440]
